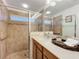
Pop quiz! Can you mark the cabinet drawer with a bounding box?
[43,48,58,59]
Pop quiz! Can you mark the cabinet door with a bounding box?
[33,40,37,59]
[33,39,43,59]
[33,39,58,59]
[43,48,58,59]
[37,48,42,59]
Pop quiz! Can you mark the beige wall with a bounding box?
[0,2,8,59]
[6,21,29,55]
[43,25,51,31]
[31,23,38,32]
[0,40,6,59]
[0,7,30,59]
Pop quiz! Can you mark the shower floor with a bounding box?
[6,50,29,59]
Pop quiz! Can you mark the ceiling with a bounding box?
[2,0,46,12]
[46,0,79,16]
[2,0,79,16]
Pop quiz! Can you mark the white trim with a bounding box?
[1,0,38,15]
[7,5,37,14]
[2,0,8,6]
[7,6,29,14]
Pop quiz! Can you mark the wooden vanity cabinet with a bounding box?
[43,48,58,59]
[33,39,58,59]
[33,40,37,59]
[33,39,43,59]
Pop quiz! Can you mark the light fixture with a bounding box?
[56,0,63,2]
[46,11,51,14]
[22,3,29,8]
[50,1,56,6]
[46,0,51,4]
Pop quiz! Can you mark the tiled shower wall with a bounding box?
[0,2,29,59]
[6,22,29,55]
[0,1,8,59]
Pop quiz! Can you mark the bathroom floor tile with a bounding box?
[6,50,29,59]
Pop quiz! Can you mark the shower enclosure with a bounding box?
[0,1,53,59]
[0,1,34,59]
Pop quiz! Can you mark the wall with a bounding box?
[6,22,28,55]
[31,23,38,32]
[0,2,8,59]
[33,15,52,31]
[53,4,79,37]
[43,17,52,31]
[6,10,30,55]
[0,0,3,5]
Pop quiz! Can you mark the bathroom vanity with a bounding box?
[33,39,58,59]
[31,32,79,59]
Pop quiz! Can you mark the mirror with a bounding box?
[39,4,77,38]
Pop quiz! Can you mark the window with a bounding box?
[10,15,34,22]
[43,20,51,25]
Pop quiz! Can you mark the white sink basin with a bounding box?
[64,38,79,47]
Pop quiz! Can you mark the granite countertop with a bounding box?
[31,34,79,59]
[52,39,79,52]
